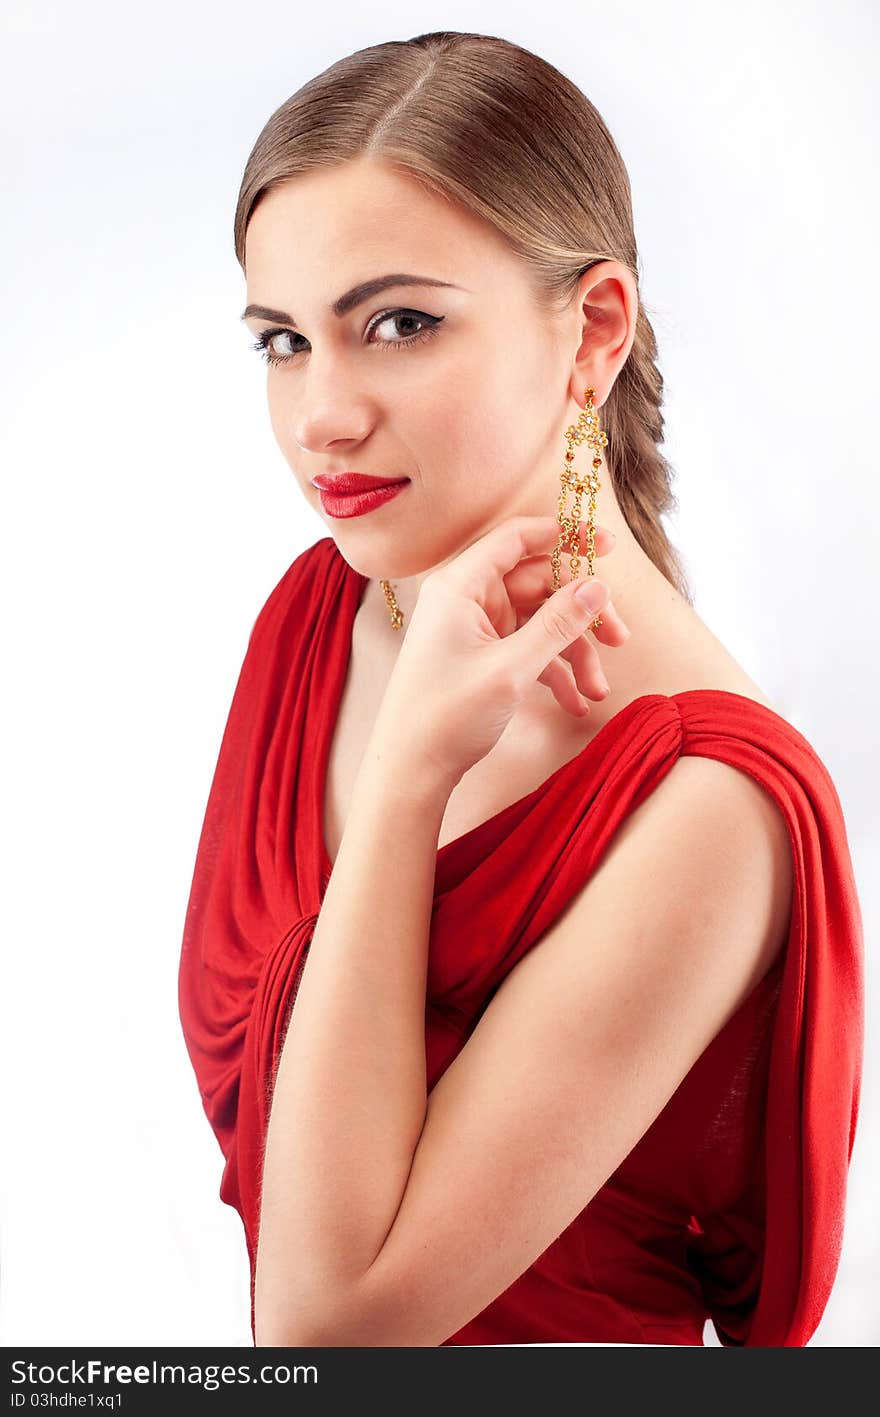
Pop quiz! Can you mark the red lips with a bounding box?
[312,473,410,496]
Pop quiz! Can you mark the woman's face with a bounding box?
[242,158,588,581]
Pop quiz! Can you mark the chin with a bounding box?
[338,552,426,582]
[327,533,446,583]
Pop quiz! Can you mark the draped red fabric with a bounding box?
[178,536,864,1347]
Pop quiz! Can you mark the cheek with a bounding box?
[443,386,537,492]
[267,389,296,460]
[420,414,528,531]
[446,336,549,465]
[421,348,528,471]
[424,400,504,493]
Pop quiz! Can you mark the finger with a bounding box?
[504,560,630,647]
[507,577,629,647]
[557,629,611,701]
[548,524,617,559]
[547,523,617,562]
[496,573,612,683]
[523,602,610,700]
[515,608,602,713]
[443,515,599,599]
[537,657,592,717]
[502,525,617,593]
[582,595,630,646]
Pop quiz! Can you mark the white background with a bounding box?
[1,0,877,1346]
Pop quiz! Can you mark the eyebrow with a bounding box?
[240,273,464,327]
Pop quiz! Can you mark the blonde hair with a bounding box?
[233,30,692,602]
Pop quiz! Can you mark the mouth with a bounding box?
[312,472,410,495]
[313,475,411,520]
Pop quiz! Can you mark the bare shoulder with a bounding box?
[641,586,785,717]
[654,759,793,980]
[597,752,794,999]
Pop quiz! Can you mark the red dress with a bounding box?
[178,536,864,1347]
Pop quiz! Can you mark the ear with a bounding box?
[567,259,639,407]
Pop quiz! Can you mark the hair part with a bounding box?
[234,30,692,602]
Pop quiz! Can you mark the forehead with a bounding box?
[243,158,516,295]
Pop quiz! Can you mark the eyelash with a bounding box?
[249,308,443,367]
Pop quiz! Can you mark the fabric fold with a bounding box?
[671,695,864,1345]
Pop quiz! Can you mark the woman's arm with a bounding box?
[253,735,456,1344]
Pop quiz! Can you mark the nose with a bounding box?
[290,410,368,453]
[289,359,378,456]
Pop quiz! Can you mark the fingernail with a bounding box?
[574,579,607,611]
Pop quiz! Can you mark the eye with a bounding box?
[250,328,299,366]
[367,310,440,349]
[249,308,444,367]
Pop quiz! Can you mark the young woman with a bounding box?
[178,31,864,1348]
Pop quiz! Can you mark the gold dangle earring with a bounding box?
[379,578,404,630]
[550,386,608,632]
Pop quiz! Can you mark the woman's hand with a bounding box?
[367,515,631,794]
